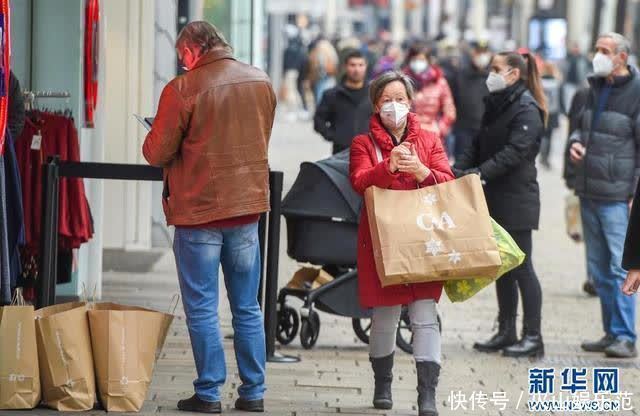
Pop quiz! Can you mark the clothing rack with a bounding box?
[23,90,71,110]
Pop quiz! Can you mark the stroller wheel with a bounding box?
[300,310,320,349]
[352,318,372,344]
[396,307,413,354]
[276,306,299,345]
[395,306,443,354]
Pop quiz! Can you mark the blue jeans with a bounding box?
[173,222,266,402]
[580,198,637,343]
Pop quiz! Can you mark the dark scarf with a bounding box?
[482,81,527,126]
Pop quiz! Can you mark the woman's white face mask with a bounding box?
[380,101,410,129]
[410,59,429,74]
[486,69,513,93]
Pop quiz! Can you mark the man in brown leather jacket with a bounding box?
[143,21,276,414]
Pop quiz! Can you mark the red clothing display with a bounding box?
[15,111,93,251]
[349,113,455,308]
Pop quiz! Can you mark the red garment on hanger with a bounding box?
[15,112,93,251]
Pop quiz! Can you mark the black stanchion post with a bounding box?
[257,213,267,308]
[37,157,60,308]
[264,171,299,363]
[48,164,60,307]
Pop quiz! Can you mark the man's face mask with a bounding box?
[179,47,198,71]
[592,52,615,77]
[473,53,492,69]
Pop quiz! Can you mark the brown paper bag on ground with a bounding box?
[35,302,95,411]
[88,303,174,412]
[286,267,320,290]
[311,269,335,289]
[0,301,41,409]
[365,175,501,287]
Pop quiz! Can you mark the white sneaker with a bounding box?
[298,110,312,121]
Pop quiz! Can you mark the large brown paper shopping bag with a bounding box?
[35,301,96,411]
[365,174,501,287]
[0,291,41,409]
[88,302,174,412]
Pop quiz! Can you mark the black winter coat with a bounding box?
[8,71,25,140]
[569,67,640,201]
[313,84,372,149]
[624,179,640,269]
[563,86,590,190]
[455,82,544,231]
[453,64,489,132]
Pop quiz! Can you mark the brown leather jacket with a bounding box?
[143,49,276,226]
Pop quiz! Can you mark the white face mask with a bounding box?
[380,101,410,129]
[592,52,615,77]
[410,60,429,74]
[473,53,491,69]
[486,71,508,93]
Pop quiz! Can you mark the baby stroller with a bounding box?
[278,150,418,352]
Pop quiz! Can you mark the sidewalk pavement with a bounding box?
[25,115,640,416]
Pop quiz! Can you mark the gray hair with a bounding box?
[176,21,232,53]
[598,32,631,55]
[369,70,415,106]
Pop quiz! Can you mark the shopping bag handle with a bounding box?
[80,282,98,305]
[10,288,26,306]
[168,294,180,315]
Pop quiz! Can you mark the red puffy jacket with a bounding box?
[349,113,455,308]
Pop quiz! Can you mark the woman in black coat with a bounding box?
[454,51,547,358]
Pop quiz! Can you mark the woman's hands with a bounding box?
[389,145,410,173]
[397,142,431,183]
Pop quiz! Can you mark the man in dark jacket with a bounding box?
[569,33,639,359]
[452,41,491,160]
[314,49,372,154]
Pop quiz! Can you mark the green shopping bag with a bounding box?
[444,219,525,303]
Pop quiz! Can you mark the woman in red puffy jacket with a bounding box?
[349,71,455,416]
[403,44,456,149]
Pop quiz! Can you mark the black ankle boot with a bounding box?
[417,361,440,416]
[503,320,544,358]
[473,316,517,352]
[370,353,394,409]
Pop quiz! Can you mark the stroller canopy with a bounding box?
[282,149,362,223]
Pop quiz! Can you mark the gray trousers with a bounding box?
[369,299,441,364]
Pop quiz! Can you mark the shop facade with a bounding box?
[9,0,264,300]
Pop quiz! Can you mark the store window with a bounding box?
[181,0,254,65]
